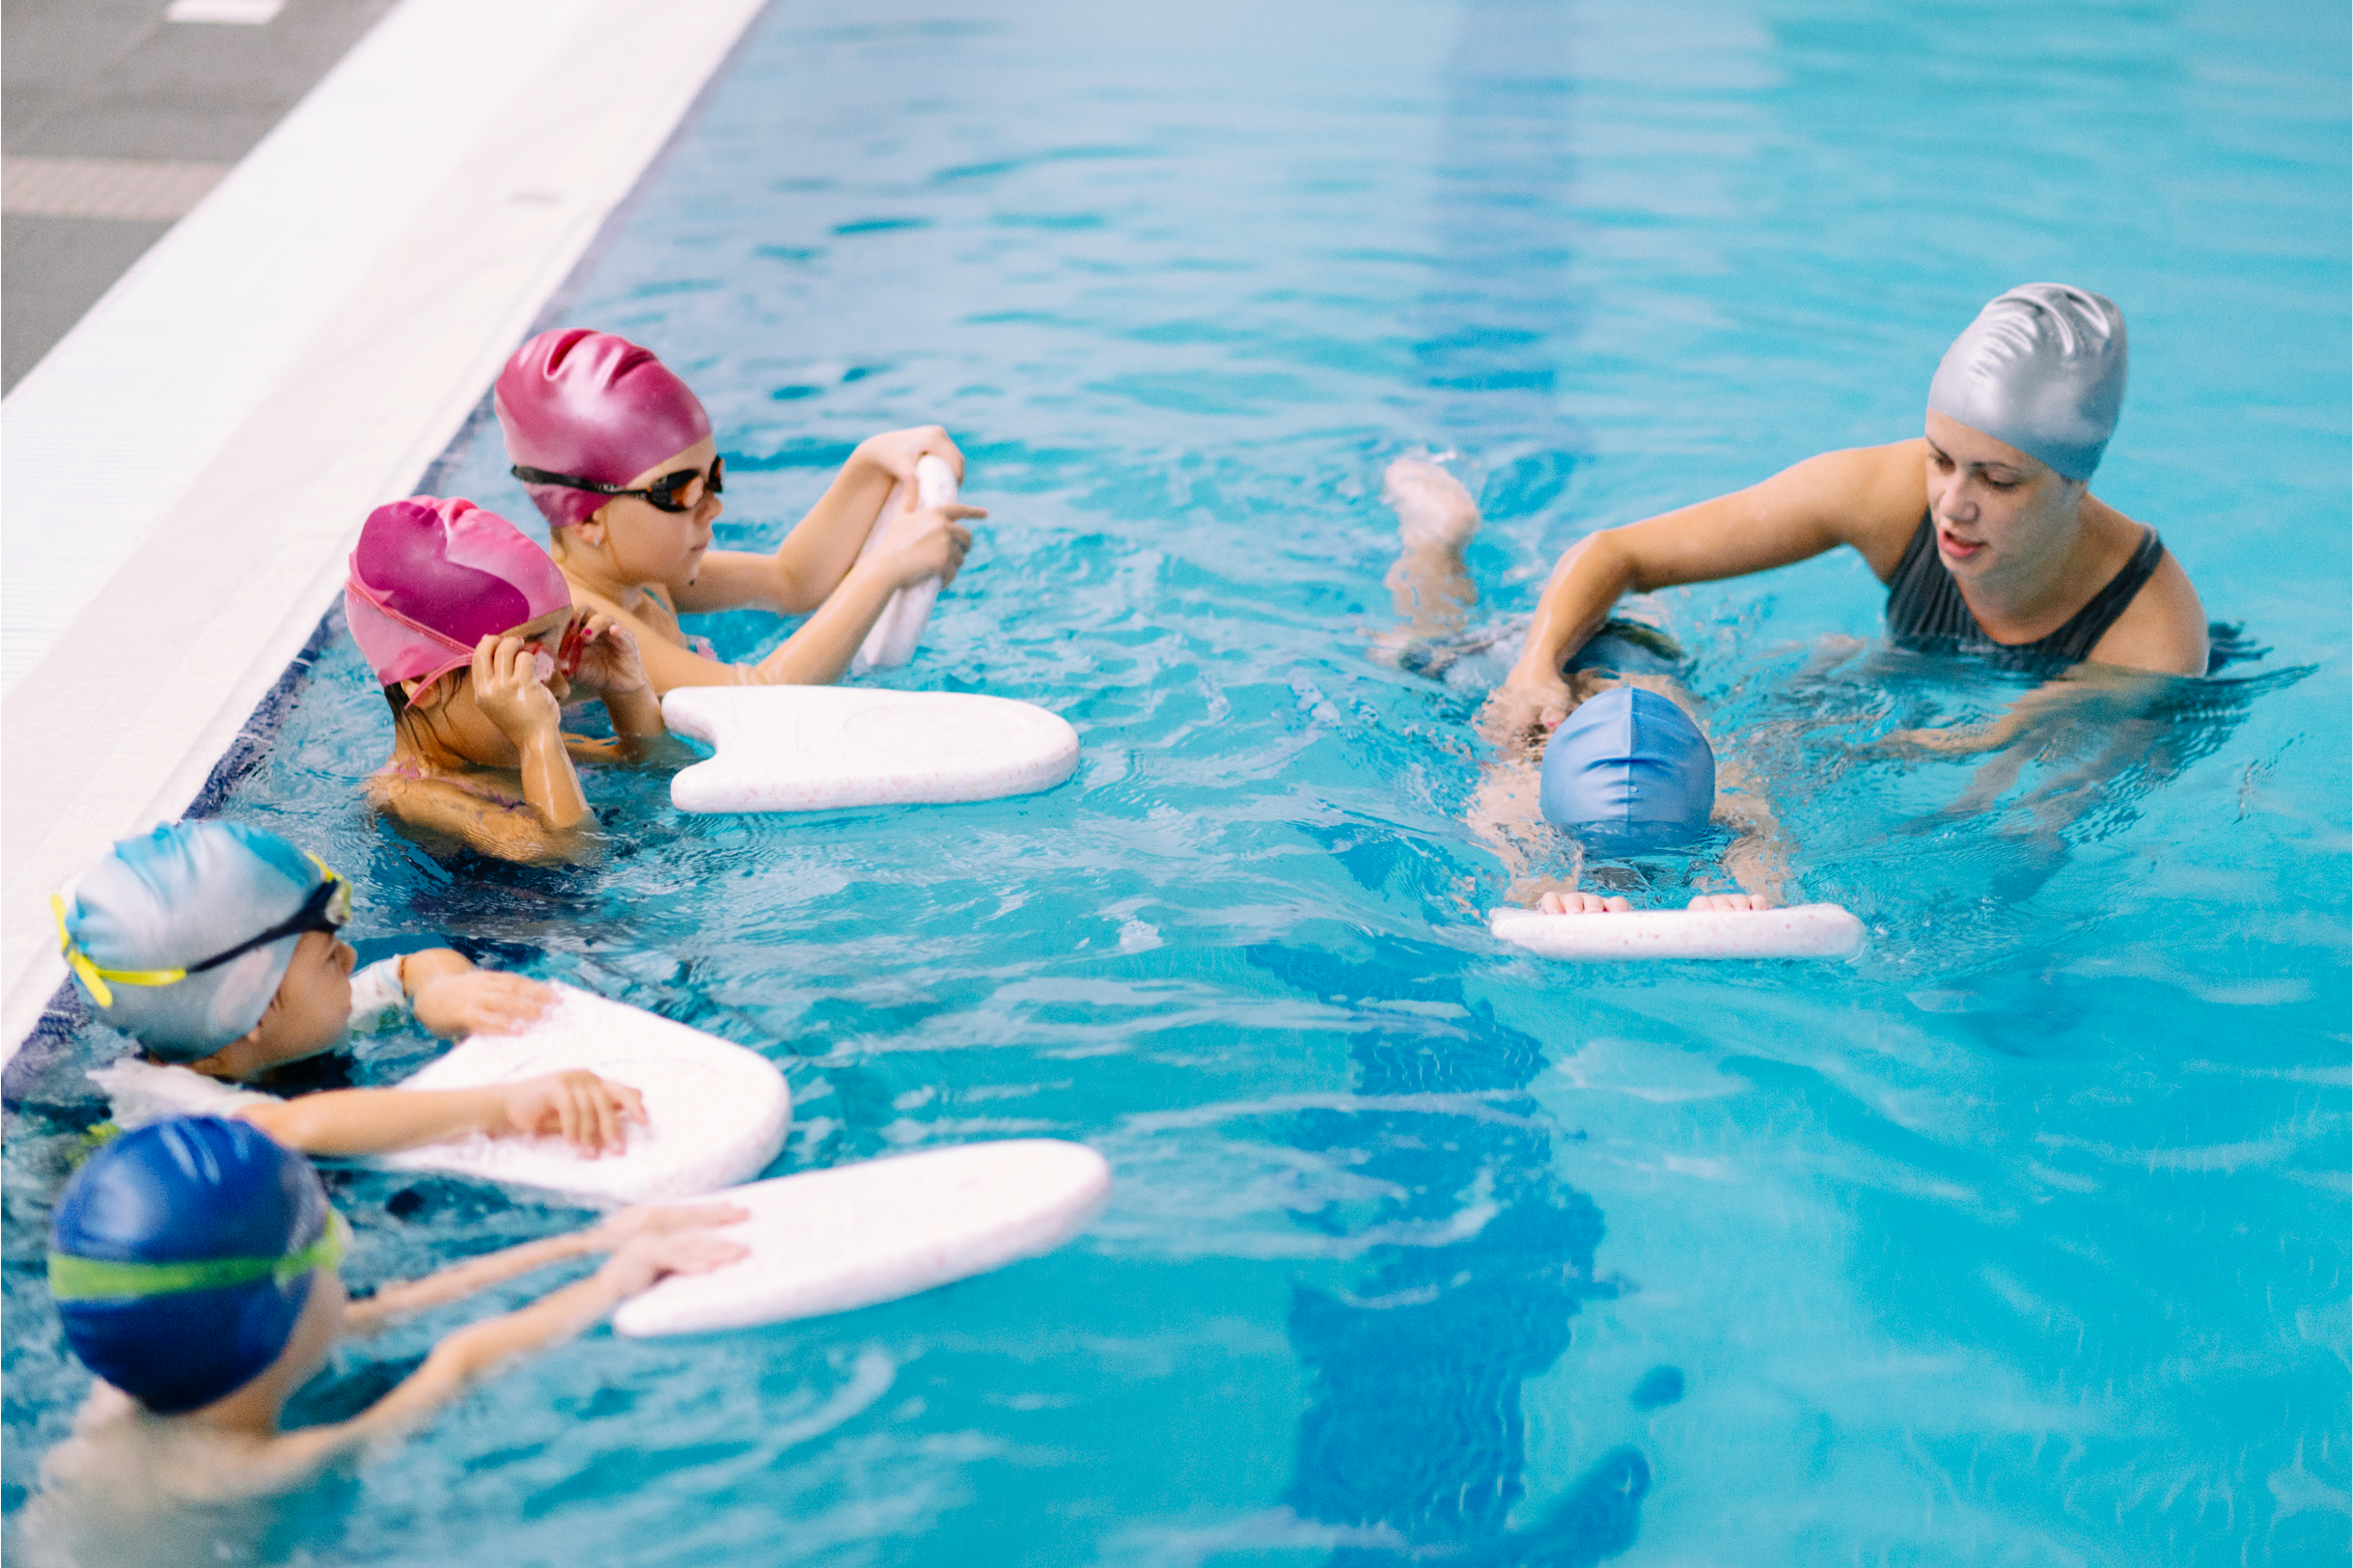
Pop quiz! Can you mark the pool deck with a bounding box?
[0,0,771,1061]
[2,0,404,391]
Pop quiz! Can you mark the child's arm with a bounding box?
[470,634,593,831]
[559,615,678,761]
[232,1070,645,1158]
[670,426,966,615]
[391,949,552,1039]
[264,1212,745,1477]
[342,1201,743,1330]
[620,516,979,695]
[1703,752,1787,909]
[368,772,592,864]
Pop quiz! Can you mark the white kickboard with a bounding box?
[379,983,789,1203]
[851,453,957,672]
[614,1139,1111,1336]
[661,684,1079,813]
[1489,902,1865,960]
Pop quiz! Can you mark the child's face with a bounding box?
[251,1268,346,1413]
[412,609,576,765]
[241,932,359,1071]
[594,437,721,587]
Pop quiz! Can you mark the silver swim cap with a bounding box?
[55,822,337,1060]
[1926,284,2127,481]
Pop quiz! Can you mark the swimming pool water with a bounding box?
[5,0,2346,1563]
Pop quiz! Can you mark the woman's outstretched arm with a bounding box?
[1486,442,1926,741]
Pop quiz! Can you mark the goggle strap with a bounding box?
[48,1212,347,1303]
[50,894,187,1007]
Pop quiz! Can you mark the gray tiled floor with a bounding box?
[1,0,399,389]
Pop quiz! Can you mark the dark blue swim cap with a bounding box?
[1538,687,1715,855]
[48,1117,338,1415]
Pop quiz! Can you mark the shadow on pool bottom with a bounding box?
[1255,933,1652,1565]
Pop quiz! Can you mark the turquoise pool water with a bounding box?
[6,0,2347,1562]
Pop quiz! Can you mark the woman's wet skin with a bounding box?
[1923,409,2081,591]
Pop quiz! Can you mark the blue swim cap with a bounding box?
[54,821,345,1061]
[1539,687,1716,855]
[48,1118,341,1415]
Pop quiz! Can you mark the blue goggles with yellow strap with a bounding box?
[48,1207,348,1304]
[51,854,353,1009]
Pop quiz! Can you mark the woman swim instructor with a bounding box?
[1489,284,2211,737]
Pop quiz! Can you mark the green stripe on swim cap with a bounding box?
[47,1210,346,1304]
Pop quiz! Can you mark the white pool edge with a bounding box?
[0,0,774,1064]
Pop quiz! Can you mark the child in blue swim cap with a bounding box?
[55,820,643,1159]
[32,1117,742,1522]
[1381,458,1786,913]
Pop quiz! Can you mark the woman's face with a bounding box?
[584,436,723,587]
[1923,410,2085,584]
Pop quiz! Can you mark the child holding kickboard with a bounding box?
[55,819,640,1159]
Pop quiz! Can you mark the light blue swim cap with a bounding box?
[54,822,339,1061]
[1539,688,1716,855]
[1927,283,2127,481]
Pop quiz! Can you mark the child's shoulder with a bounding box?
[88,1056,278,1126]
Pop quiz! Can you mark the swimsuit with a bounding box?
[1884,511,2166,671]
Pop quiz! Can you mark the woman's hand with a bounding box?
[412,970,553,1039]
[875,504,983,590]
[852,425,967,491]
[565,613,651,699]
[497,1069,647,1155]
[1688,892,1774,912]
[1537,890,1631,914]
[471,634,564,745]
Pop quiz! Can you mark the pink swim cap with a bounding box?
[345,497,572,688]
[494,328,713,529]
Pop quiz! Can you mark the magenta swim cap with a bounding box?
[494,328,713,529]
[344,497,571,688]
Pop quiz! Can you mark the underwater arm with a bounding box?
[1881,661,2177,757]
[1707,755,1789,908]
[372,772,588,864]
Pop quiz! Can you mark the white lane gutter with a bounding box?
[1,0,772,1060]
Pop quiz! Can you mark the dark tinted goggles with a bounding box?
[511,455,724,514]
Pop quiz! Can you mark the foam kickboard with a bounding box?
[1489,902,1865,960]
[379,983,789,1203]
[614,1139,1111,1336]
[851,453,957,673]
[661,684,1079,813]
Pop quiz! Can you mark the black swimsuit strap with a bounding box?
[2045,526,2166,660]
[1885,510,2168,670]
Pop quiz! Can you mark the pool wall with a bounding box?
[0,0,774,1058]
